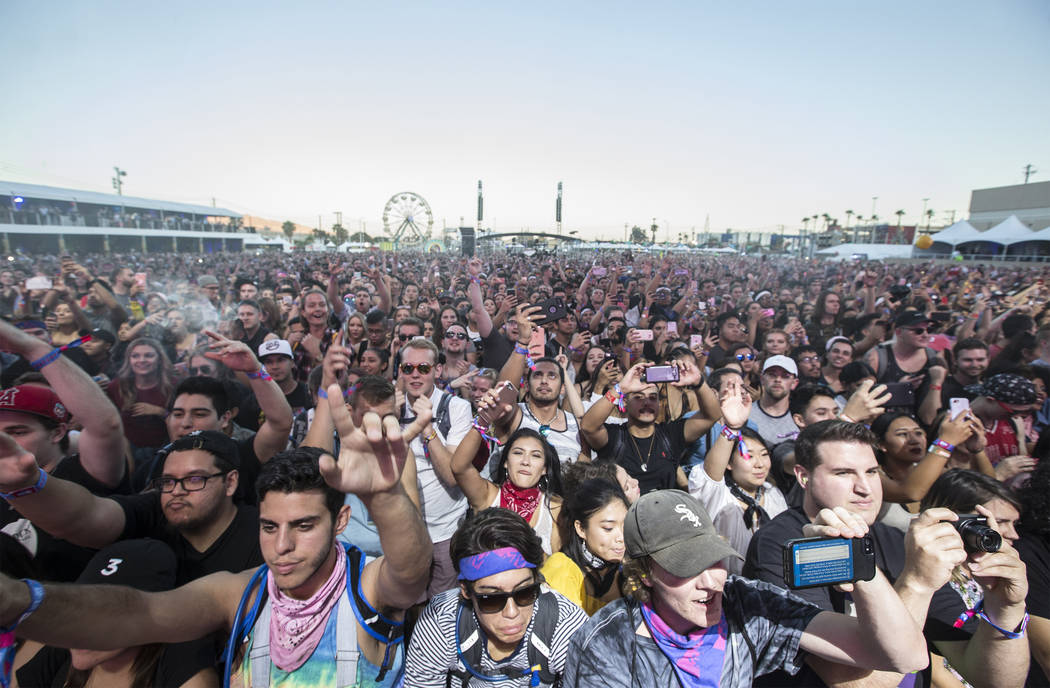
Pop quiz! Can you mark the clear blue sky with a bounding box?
[2,1,1048,239]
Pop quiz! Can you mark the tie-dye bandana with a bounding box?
[457,547,536,581]
[640,601,727,688]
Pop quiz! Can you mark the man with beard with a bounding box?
[0,400,433,687]
[749,355,800,448]
[581,361,716,495]
[491,305,587,466]
[940,337,989,404]
[0,429,261,583]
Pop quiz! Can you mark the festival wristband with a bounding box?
[317,387,329,399]
[932,438,955,453]
[246,369,273,382]
[928,445,952,459]
[513,344,529,356]
[471,417,502,446]
[979,607,1028,639]
[0,579,45,659]
[721,426,751,461]
[838,414,857,423]
[29,334,93,371]
[0,468,48,501]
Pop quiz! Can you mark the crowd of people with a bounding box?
[0,246,1048,687]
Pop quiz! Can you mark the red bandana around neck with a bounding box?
[500,481,542,523]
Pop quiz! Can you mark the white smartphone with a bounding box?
[636,329,654,341]
[690,334,704,349]
[949,397,970,420]
[666,322,678,335]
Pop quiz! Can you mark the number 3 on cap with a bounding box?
[101,558,123,576]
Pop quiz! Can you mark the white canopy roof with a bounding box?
[982,215,1037,246]
[928,220,981,246]
[815,243,914,260]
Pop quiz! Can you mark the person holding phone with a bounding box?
[745,420,1030,688]
[564,490,929,688]
[581,360,716,495]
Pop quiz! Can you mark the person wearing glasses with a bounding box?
[439,321,477,388]
[0,429,263,583]
[405,508,588,687]
[400,337,474,597]
[0,405,434,688]
[728,342,761,400]
[864,311,945,415]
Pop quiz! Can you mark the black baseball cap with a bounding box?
[894,311,932,329]
[77,539,177,592]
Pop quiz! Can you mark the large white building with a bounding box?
[969,180,1050,231]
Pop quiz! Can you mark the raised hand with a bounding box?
[968,505,1028,610]
[899,508,967,595]
[841,379,890,424]
[670,358,702,388]
[319,383,430,497]
[202,330,262,373]
[620,362,652,395]
[515,304,542,345]
[0,432,42,493]
[718,376,751,430]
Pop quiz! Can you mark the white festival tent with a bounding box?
[928,220,981,247]
[977,215,1036,247]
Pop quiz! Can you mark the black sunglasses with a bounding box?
[471,582,541,614]
[398,333,422,342]
[445,331,468,340]
[906,327,929,334]
[400,362,433,375]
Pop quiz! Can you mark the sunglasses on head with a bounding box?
[470,582,541,614]
[735,353,756,362]
[445,331,468,340]
[400,362,432,375]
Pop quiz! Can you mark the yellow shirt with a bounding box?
[541,552,609,616]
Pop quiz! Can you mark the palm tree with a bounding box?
[281,220,295,242]
[925,208,934,231]
[894,210,906,244]
[845,209,854,230]
[822,213,832,231]
[802,217,811,231]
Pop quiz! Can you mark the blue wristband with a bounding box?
[0,468,48,501]
[0,579,44,633]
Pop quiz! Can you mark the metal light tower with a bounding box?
[111,167,127,195]
[556,182,562,235]
[477,180,483,234]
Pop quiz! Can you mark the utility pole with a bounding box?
[334,211,342,227]
[111,167,127,195]
[1023,164,1037,183]
[477,181,483,235]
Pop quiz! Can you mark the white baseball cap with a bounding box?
[257,339,294,360]
[762,354,798,376]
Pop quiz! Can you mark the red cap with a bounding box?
[0,385,70,423]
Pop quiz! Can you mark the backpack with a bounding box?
[446,591,561,687]
[222,543,403,688]
[873,342,937,382]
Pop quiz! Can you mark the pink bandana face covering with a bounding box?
[266,542,347,671]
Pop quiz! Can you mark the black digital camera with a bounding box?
[954,514,1001,554]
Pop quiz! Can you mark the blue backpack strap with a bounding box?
[222,564,270,688]
[340,542,404,683]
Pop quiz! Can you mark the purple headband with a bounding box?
[457,547,536,581]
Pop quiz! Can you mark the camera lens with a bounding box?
[955,516,1002,554]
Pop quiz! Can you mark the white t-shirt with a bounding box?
[688,466,788,573]
[406,387,474,542]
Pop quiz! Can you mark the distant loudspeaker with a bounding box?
[460,227,476,257]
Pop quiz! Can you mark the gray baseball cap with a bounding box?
[624,490,742,578]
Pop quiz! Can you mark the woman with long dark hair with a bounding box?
[542,478,629,614]
[451,420,563,555]
[805,290,843,349]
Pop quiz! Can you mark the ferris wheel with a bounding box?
[382,191,433,244]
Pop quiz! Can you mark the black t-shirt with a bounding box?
[596,420,687,495]
[0,454,131,582]
[237,381,313,433]
[112,493,262,584]
[18,637,216,687]
[939,376,973,406]
[479,329,514,371]
[1016,530,1050,688]
[745,506,926,688]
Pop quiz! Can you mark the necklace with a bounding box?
[527,402,559,437]
[628,430,655,472]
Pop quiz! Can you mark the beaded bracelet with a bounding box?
[29,334,93,371]
[246,369,273,382]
